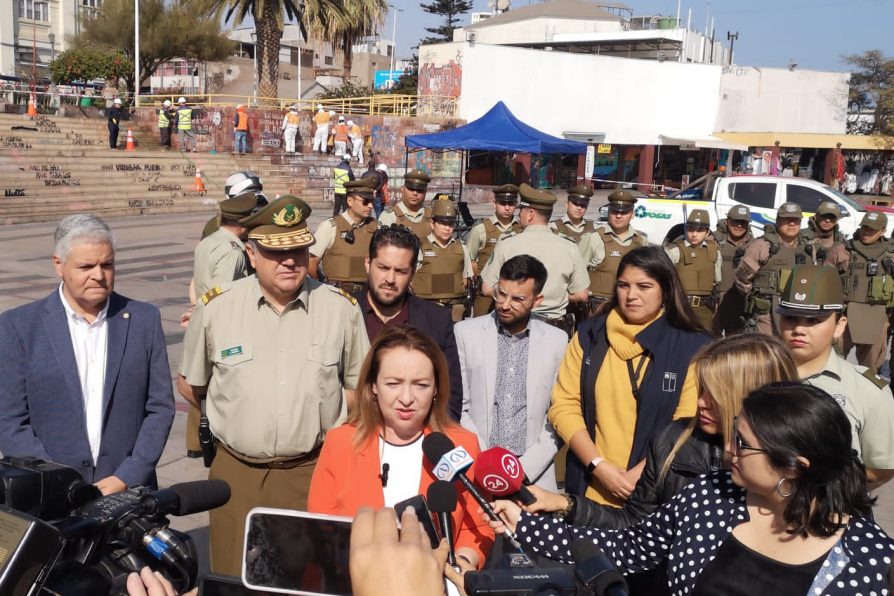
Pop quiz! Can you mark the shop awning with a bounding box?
[712,132,894,150]
[659,135,749,151]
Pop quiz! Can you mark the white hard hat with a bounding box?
[347,120,354,126]
[162,100,172,107]
[224,171,264,198]
[290,104,297,111]
[236,104,244,110]
[113,98,122,105]
[338,116,345,122]
[329,110,336,116]
[178,96,187,104]
[376,163,388,173]
[317,104,324,110]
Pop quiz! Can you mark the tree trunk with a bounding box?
[256,4,282,104]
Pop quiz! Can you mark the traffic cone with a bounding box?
[194,168,206,192]
[27,92,37,116]
[125,129,135,151]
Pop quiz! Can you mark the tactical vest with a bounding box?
[672,240,718,296]
[414,238,465,299]
[477,219,521,268]
[157,109,170,128]
[322,216,378,283]
[176,107,192,130]
[392,203,432,241]
[333,166,351,194]
[589,228,645,298]
[843,239,894,305]
[714,220,754,294]
[752,232,815,297]
[553,219,597,244]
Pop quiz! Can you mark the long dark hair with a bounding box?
[600,245,704,333]
[742,382,873,537]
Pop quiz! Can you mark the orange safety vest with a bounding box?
[334,124,349,142]
[235,111,249,131]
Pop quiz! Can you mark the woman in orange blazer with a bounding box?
[308,326,494,570]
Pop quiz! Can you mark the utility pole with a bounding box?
[134,0,140,107]
[727,31,738,66]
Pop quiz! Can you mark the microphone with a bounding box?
[427,480,458,567]
[140,480,231,516]
[380,463,390,487]
[472,447,536,506]
[572,539,629,596]
[422,432,524,552]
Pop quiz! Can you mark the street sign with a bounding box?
[597,144,612,154]
[585,145,595,177]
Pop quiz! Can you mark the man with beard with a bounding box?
[455,255,565,490]
[358,224,464,420]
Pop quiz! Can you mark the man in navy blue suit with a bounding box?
[0,214,174,494]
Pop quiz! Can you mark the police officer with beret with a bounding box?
[378,169,432,240]
[481,184,589,336]
[735,201,820,335]
[825,211,894,373]
[467,184,522,315]
[665,209,722,332]
[712,204,754,336]
[310,176,379,295]
[550,184,597,243]
[177,195,370,576]
[775,264,894,488]
[413,196,474,322]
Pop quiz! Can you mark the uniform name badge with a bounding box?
[220,345,244,359]
[424,250,437,257]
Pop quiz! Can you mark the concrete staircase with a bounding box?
[0,112,348,224]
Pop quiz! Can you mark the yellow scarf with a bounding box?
[604,307,663,360]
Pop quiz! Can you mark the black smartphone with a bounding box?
[198,573,269,596]
[242,508,353,595]
[393,494,441,549]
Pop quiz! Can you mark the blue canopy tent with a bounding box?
[403,101,587,202]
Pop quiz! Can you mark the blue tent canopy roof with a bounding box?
[405,101,586,154]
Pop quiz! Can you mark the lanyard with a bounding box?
[626,353,650,400]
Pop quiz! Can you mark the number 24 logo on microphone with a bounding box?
[501,454,521,479]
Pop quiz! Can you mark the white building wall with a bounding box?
[716,66,850,134]
[454,17,621,44]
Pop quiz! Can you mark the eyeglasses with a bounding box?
[493,285,531,306]
[733,416,769,456]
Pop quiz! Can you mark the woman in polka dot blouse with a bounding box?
[491,383,894,596]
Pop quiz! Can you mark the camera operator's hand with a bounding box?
[521,486,568,514]
[483,500,522,535]
[350,506,449,596]
[126,567,176,596]
[95,475,127,495]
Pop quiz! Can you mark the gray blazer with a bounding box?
[455,313,566,491]
[0,290,175,488]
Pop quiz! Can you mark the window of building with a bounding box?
[324,55,334,66]
[19,0,49,21]
[81,0,101,6]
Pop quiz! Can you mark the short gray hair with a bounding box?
[53,214,116,262]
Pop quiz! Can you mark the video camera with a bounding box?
[0,456,230,596]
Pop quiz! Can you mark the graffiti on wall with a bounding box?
[418,60,462,98]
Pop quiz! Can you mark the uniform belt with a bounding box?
[687,294,717,308]
[220,443,321,469]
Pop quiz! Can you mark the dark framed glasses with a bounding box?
[733,416,769,456]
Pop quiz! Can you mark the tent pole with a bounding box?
[404,147,409,174]
[458,150,465,200]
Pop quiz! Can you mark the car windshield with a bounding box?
[827,187,866,212]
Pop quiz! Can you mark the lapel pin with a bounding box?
[123,313,130,319]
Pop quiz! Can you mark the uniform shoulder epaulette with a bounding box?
[200,285,225,305]
[326,284,358,305]
[229,241,241,250]
[860,367,889,389]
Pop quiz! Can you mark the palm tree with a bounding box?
[303,0,388,82]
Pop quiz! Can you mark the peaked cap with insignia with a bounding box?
[240,195,314,250]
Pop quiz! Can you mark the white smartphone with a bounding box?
[242,507,353,595]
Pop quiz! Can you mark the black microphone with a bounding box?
[380,463,390,487]
[422,432,524,553]
[140,480,231,516]
[427,480,458,567]
[572,539,629,596]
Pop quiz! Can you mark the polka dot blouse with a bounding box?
[516,472,894,595]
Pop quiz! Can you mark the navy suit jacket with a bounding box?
[0,290,175,488]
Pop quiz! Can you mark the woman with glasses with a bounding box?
[549,246,711,507]
[491,382,893,595]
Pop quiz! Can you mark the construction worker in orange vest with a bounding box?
[333,116,349,158]
[232,104,249,154]
[312,104,331,153]
[282,104,301,154]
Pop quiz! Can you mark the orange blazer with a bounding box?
[308,423,494,568]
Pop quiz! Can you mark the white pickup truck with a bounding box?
[600,174,894,245]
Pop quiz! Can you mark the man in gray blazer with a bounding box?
[0,214,174,494]
[456,255,567,491]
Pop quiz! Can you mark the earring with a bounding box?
[775,477,794,498]
[371,393,378,401]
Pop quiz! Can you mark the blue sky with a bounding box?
[385,0,893,72]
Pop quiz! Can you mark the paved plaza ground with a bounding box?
[3,203,894,579]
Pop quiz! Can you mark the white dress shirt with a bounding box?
[58,284,109,464]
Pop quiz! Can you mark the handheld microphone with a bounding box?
[140,480,231,516]
[473,447,536,506]
[571,539,629,596]
[427,481,458,567]
[422,433,524,553]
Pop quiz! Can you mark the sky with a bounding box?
[383,0,894,72]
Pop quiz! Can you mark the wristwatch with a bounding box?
[586,457,605,476]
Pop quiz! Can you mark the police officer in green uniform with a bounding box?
[735,202,819,335]
[579,190,648,312]
[775,264,894,489]
[467,184,522,315]
[665,209,722,332]
[481,184,589,336]
[550,184,597,243]
[378,169,432,240]
[177,195,370,576]
[712,204,754,336]
[310,176,379,295]
[800,200,845,260]
[825,211,894,373]
[413,196,473,322]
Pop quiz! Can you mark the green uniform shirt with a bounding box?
[193,227,247,296]
[579,225,647,267]
[378,201,427,226]
[467,215,519,262]
[180,276,370,458]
